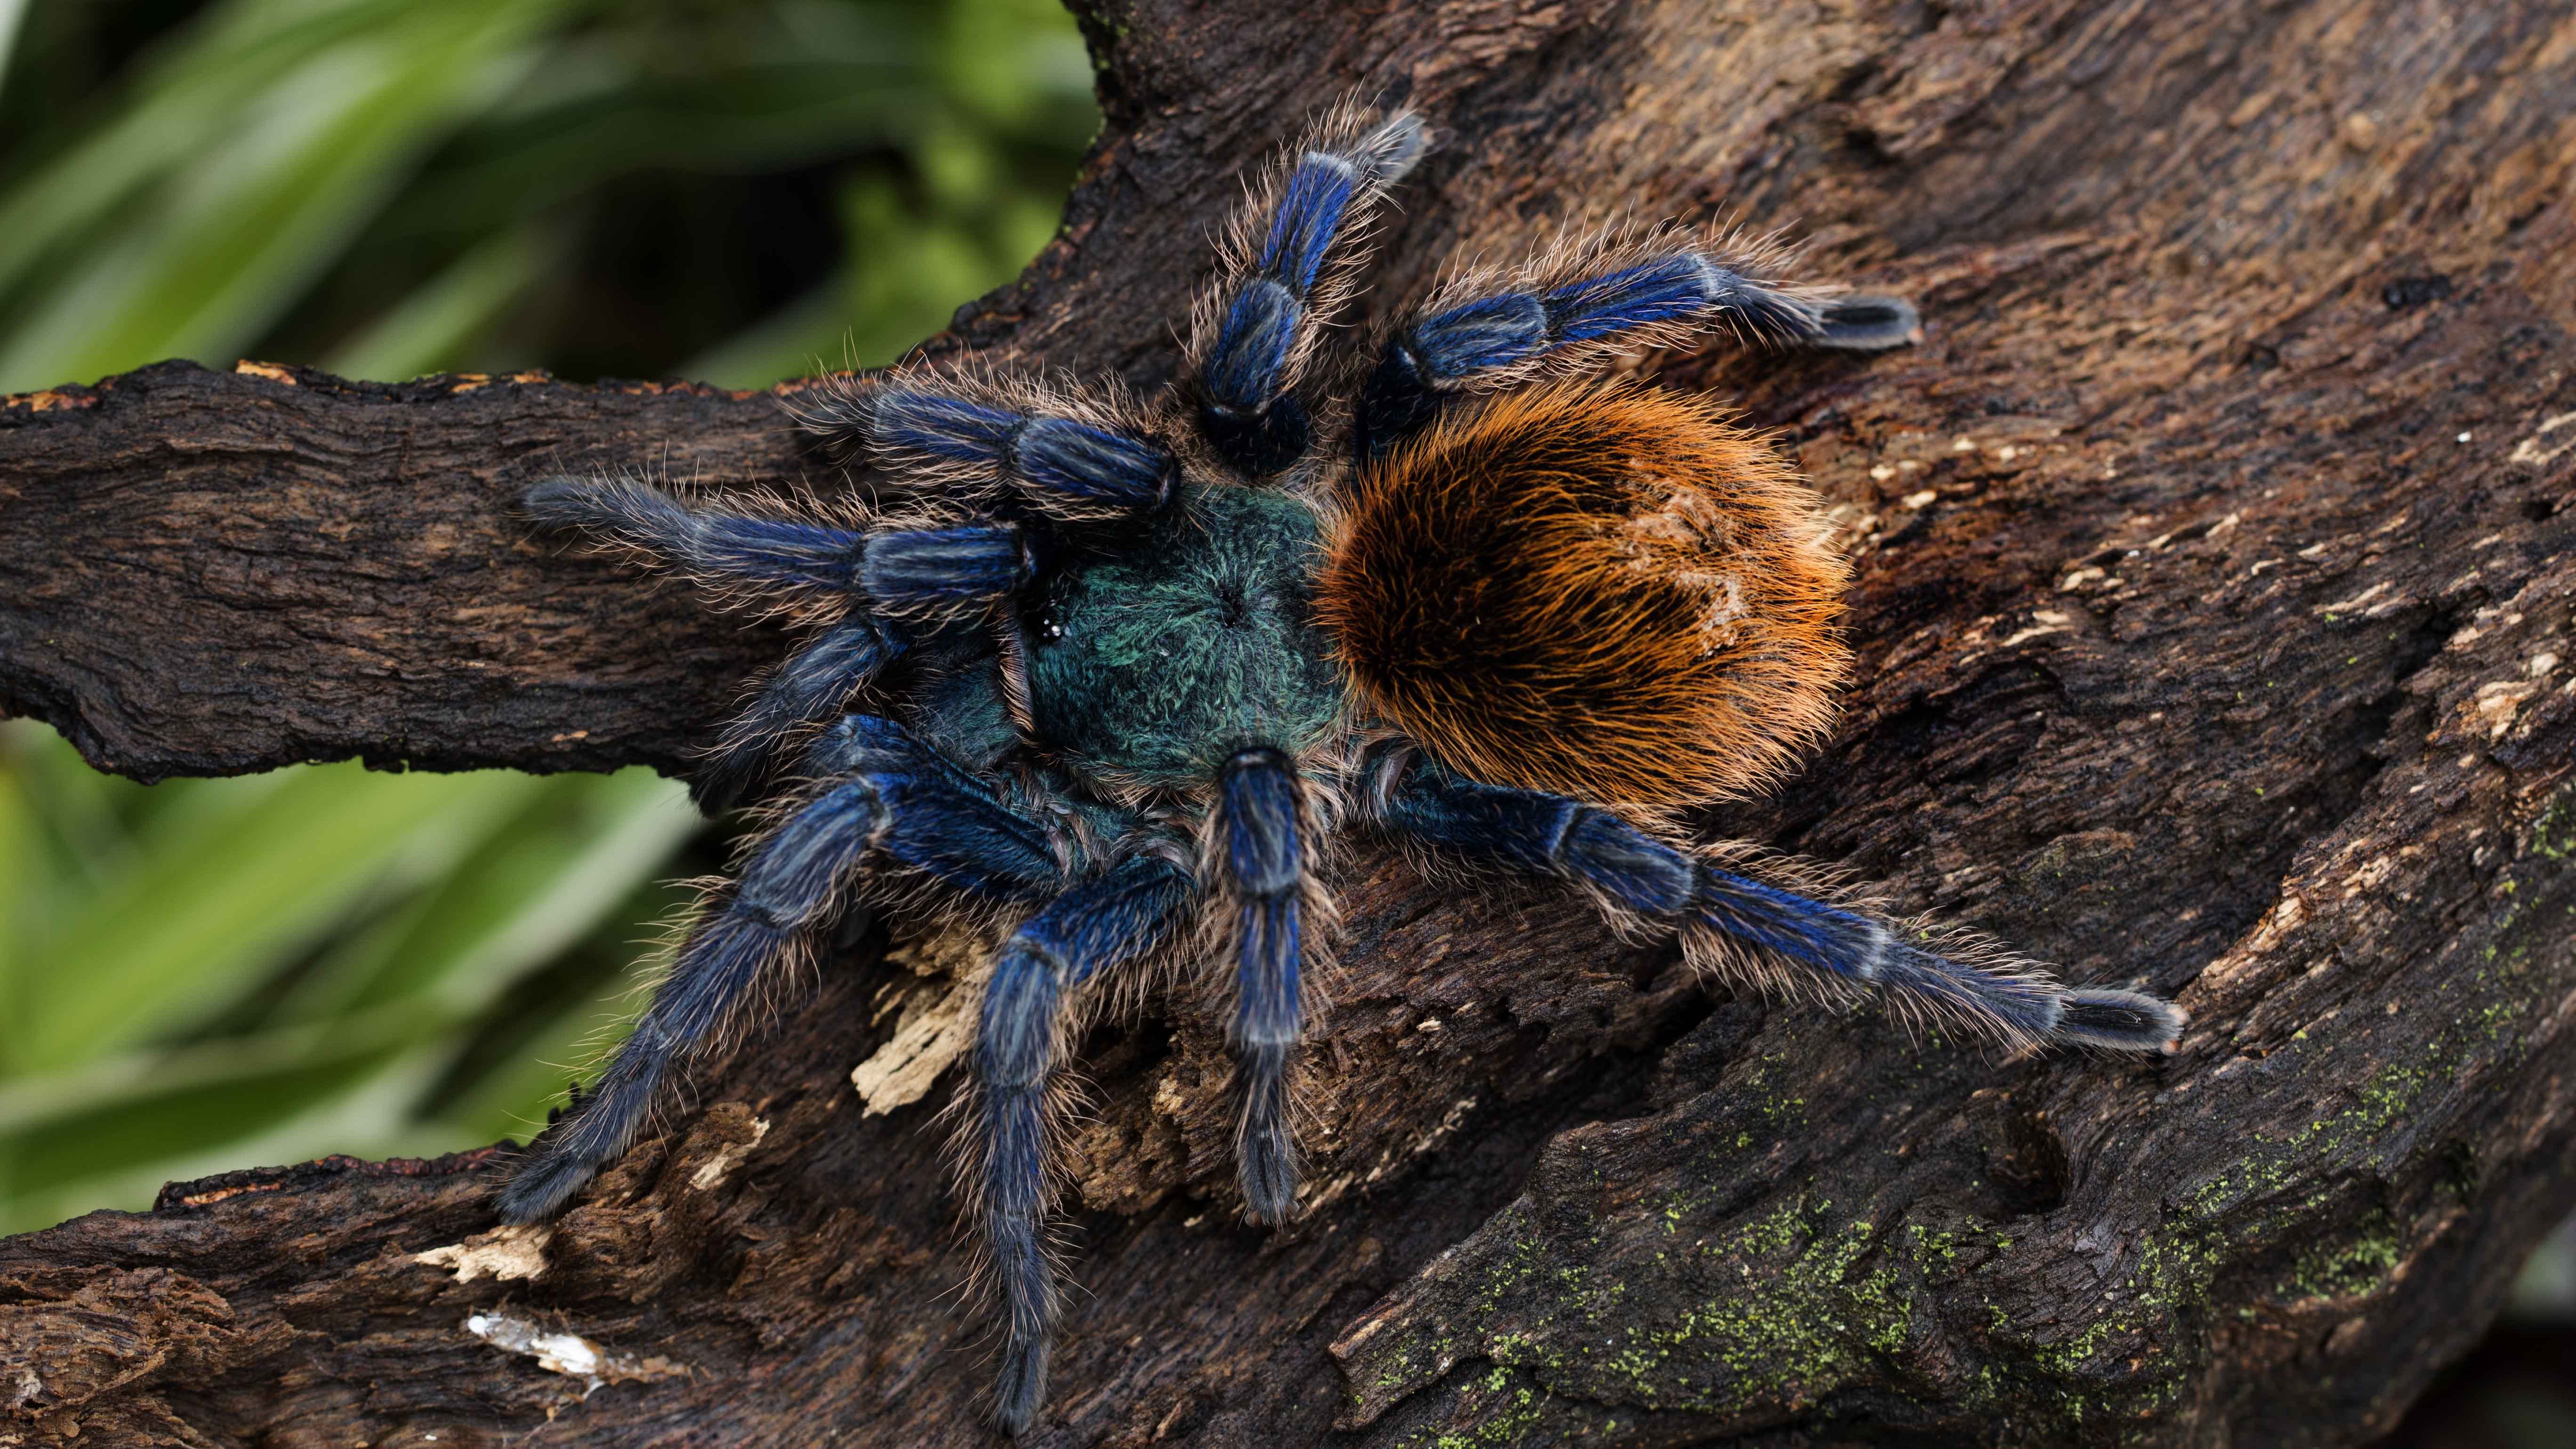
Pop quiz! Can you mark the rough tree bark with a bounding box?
[3,0,2574,1444]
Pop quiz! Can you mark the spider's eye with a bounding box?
[1025,575,1072,646]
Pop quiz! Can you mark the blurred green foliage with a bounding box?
[0,0,1096,1233]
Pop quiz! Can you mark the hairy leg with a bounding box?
[1183,104,1426,475]
[1212,747,1311,1222]
[690,618,897,813]
[525,477,1032,805]
[524,475,1027,618]
[1356,223,1921,459]
[794,377,1180,520]
[974,853,1195,1434]
[1380,759,2183,1052]
[496,716,1061,1223]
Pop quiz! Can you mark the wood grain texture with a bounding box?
[4,0,2575,1444]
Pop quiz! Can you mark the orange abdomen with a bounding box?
[1317,381,1851,814]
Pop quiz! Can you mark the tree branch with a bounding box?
[5,0,2576,1444]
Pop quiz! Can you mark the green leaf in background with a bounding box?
[0,0,567,393]
[0,0,1096,1232]
[10,763,543,1069]
[321,222,562,382]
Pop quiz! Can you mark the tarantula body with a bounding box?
[499,104,2185,1435]
[1030,483,1342,786]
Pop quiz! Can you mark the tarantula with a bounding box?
[498,104,2186,1433]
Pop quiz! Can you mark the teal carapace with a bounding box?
[1025,482,1346,786]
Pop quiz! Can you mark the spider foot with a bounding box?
[1236,1040,1299,1224]
[1814,292,1923,350]
[2056,988,2189,1054]
[1239,1141,1299,1225]
[494,1143,603,1224]
[991,1330,1049,1437]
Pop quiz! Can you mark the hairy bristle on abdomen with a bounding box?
[1317,380,1852,813]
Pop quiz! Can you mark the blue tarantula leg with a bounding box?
[1356,229,1921,459]
[856,523,1032,611]
[495,717,1060,1225]
[691,617,901,813]
[1213,748,1311,1223]
[1188,106,1428,476]
[523,475,1028,614]
[797,386,1179,517]
[802,713,1067,897]
[526,475,867,594]
[975,853,1195,1436]
[1379,764,2184,1053]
